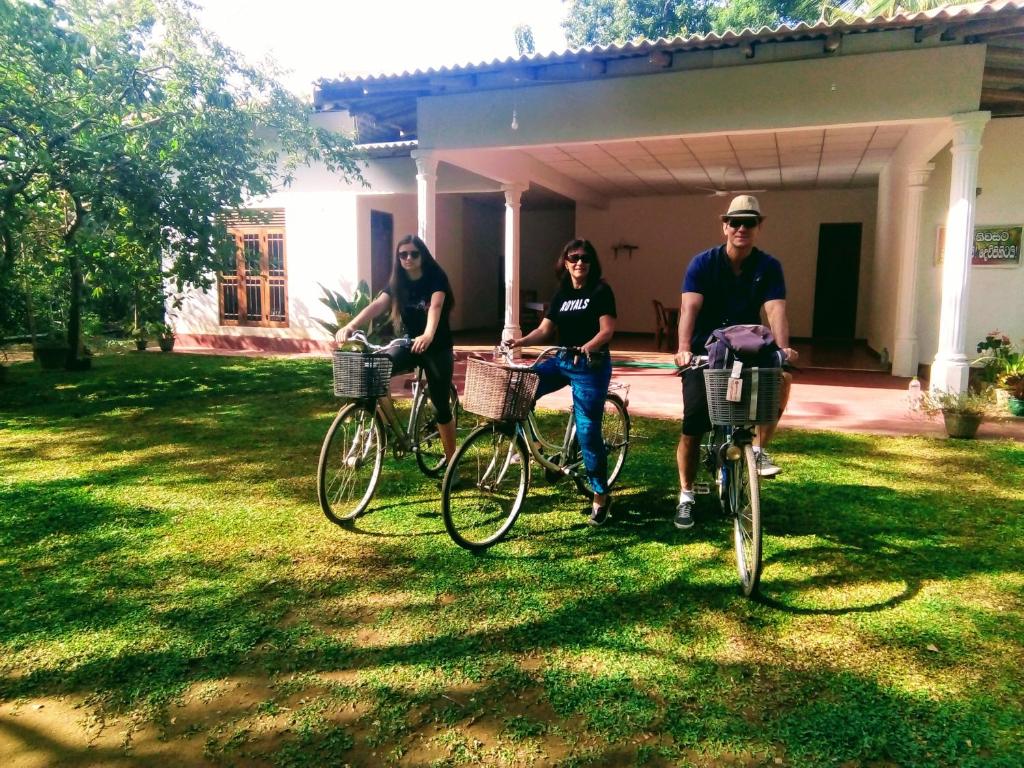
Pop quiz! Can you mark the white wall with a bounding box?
[917,117,1024,364]
[576,189,877,336]
[521,209,575,301]
[174,189,359,341]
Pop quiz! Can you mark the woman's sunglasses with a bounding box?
[398,249,420,261]
[565,252,592,264]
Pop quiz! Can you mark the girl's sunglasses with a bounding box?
[565,252,591,264]
[398,249,420,260]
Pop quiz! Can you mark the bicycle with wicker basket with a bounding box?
[440,345,630,551]
[317,332,460,525]
[691,356,783,596]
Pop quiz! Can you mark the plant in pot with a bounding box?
[316,280,388,343]
[156,323,176,352]
[998,358,1024,417]
[130,323,150,351]
[921,389,992,439]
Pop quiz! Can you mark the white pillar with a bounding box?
[930,111,989,393]
[892,163,935,377]
[501,183,526,342]
[412,151,438,254]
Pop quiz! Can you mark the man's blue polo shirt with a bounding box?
[681,245,786,354]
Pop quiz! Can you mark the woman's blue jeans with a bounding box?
[534,352,612,496]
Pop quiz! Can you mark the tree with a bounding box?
[562,1,717,47]
[0,0,364,367]
[562,0,968,45]
[514,23,536,55]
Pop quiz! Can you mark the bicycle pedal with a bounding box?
[694,482,711,495]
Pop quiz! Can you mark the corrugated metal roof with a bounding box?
[321,0,1024,87]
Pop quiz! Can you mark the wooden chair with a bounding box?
[520,289,542,332]
[652,299,675,351]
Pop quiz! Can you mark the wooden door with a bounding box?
[812,223,862,340]
[370,211,393,296]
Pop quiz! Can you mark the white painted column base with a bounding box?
[929,357,970,394]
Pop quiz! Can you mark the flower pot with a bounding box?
[135,338,148,351]
[158,335,175,352]
[1008,397,1024,418]
[942,410,982,439]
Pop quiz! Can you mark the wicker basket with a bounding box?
[703,367,782,426]
[332,351,393,398]
[463,357,540,421]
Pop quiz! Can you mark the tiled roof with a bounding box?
[321,0,1024,86]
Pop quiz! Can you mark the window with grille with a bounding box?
[219,209,288,327]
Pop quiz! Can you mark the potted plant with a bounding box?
[130,323,149,351]
[33,333,69,370]
[998,357,1024,417]
[156,323,175,352]
[973,330,1014,401]
[921,389,991,439]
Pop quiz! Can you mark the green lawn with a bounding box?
[1,351,1022,767]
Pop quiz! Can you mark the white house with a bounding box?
[174,0,1024,393]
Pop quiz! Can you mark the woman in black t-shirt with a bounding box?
[508,239,617,526]
[337,235,457,463]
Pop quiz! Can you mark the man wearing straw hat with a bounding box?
[672,195,799,531]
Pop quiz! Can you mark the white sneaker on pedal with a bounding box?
[754,448,781,478]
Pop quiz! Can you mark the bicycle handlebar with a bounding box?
[345,331,411,354]
[493,342,587,370]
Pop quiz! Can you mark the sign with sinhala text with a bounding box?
[972,225,1022,266]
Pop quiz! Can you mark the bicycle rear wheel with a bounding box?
[413,383,460,478]
[730,443,762,596]
[571,392,631,495]
[442,423,529,551]
[317,403,385,524]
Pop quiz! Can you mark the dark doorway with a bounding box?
[812,223,862,340]
[370,211,393,296]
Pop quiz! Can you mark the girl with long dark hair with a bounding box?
[337,235,457,463]
[507,238,617,525]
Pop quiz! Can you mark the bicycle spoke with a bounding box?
[317,404,384,524]
[732,444,762,596]
[442,425,527,551]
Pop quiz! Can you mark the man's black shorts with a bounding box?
[680,367,711,436]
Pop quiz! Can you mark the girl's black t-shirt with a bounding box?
[545,280,616,350]
[382,271,452,348]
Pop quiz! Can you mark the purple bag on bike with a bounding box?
[705,324,784,370]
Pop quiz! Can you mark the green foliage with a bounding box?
[514,24,536,56]
[0,0,365,364]
[561,1,967,45]
[315,280,380,339]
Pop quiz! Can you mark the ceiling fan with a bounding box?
[694,168,766,197]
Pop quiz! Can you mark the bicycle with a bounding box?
[317,332,460,525]
[440,345,630,551]
[690,356,783,596]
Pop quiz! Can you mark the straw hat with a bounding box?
[720,195,764,221]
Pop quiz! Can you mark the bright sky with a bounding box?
[195,0,569,96]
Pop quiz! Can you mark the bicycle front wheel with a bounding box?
[442,423,529,551]
[413,383,459,478]
[317,403,385,525]
[730,443,762,596]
